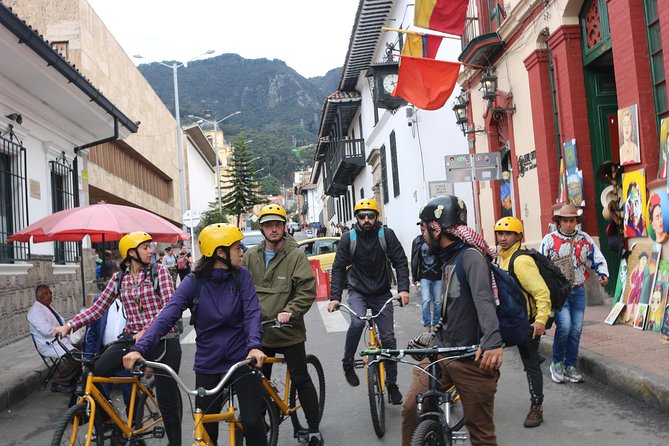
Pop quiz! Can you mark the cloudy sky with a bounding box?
[88,0,361,78]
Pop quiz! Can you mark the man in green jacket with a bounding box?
[495,216,551,428]
[243,204,324,446]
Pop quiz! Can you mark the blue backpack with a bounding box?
[456,249,529,347]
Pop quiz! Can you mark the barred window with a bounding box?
[50,152,78,264]
[390,131,400,198]
[0,128,29,263]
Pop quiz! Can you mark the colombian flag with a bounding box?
[414,0,470,36]
[402,33,443,59]
[392,55,460,110]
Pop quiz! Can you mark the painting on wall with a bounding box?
[647,189,669,243]
[622,242,661,326]
[618,104,640,165]
[564,139,578,174]
[659,117,669,180]
[622,169,647,237]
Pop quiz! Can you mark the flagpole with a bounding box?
[382,27,462,40]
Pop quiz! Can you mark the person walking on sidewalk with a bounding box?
[244,204,325,446]
[494,216,551,428]
[327,198,410,406]
[401,196,503,446]
[53,232,183,446]
[163,246,178,286]
[411,222,442,331]
[540,204,609,384]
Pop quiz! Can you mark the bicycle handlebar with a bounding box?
[262,319,293,329]
[336,295,401,321]
[138,358,256,397]
[360,344,479,360]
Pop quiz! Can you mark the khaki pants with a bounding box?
[401,358,499,446]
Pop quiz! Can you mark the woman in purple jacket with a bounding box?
[123,223,266,446]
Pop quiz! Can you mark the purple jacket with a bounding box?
[132,267,263,374]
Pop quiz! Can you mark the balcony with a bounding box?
[458,0,504,66]
[324,138,365,196]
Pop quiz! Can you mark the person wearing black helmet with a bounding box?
[327,198,410,406]
[401,196,503,446]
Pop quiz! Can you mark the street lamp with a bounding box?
[133,50,215,222]
[188,110,241,212]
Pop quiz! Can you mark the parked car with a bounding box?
[241,230,264,251]
[298,237,340,273]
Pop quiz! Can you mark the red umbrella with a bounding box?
[8,203,190,243]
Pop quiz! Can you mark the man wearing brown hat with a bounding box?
[540,204,609,384]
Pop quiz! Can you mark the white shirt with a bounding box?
[27,301,74,358]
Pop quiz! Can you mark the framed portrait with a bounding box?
[618,105,640,165]
[647,189,669,243]
[622,169,648,238]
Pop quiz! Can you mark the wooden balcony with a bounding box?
[324,138,365,196]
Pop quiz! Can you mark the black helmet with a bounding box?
[419,195,467,228]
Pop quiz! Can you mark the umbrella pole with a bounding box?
[79,241,86,307]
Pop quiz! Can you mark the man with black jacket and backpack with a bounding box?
[494,216,551,428]
[327,198,410,405]
[401,195,503,446]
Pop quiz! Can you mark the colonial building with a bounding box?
[314,0,472,255]
[457,0,665,301]
[0,2,136,345]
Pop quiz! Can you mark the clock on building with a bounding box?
[366,62,407,110]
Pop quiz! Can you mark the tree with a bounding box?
[221,135,268,226]
[260,174,281,195]
[195,201,230,233]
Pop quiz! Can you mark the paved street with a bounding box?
[2,293,669,445]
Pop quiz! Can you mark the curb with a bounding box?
[539,337,669,415]
[0,368,45,412]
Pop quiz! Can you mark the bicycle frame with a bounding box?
[365,320,385,394]
[260,356,298,416]
[72,373,160,444]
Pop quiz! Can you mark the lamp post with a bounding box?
[133,50,214,221]
[188,110,241,212]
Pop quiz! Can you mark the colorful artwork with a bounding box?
[649,259,669,332]
[647,190,669,243]
[500,174,512,217]
[612,258,628,305]
[618,104,640,165]
[622,169,647,237]
[567,171,584,207]
[604,302,625,325]
[661,305,669,336]
[564,139,578,175]
[622,242,661,326]
[633,303,649,330]
[659,117,669,180]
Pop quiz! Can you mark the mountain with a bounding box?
[138,54,342,185]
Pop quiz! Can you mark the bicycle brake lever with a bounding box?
[132,359,145,376]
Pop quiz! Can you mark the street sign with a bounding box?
[183,210,201,228]
[427,181,454,198]
[444,152,502,183]
[250,214,259,222]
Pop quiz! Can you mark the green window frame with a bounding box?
[644,0,669,127]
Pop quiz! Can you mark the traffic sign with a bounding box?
[183,209,201,228]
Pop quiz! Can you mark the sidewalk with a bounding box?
[540,301,669,414]
[2,302,669,413]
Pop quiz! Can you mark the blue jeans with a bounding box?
[552,285,586,368]
[419,278,442,327]
[343,289,398,384]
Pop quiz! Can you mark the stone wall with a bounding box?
[0,251,96,348]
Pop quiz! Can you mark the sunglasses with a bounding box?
[356,212,378,220]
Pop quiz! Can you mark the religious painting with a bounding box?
[618,104,640,165]
[622,242,661,326]
[500,172,512,217]
[622,169,647,237]
[659,117,669,179]
[564,139,578,174]
[567,171,584,207]
[647,189,669,243]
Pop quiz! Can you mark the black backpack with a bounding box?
[456,249,530,347]
[509,248,570,311]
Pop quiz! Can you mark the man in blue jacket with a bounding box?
[327,198,410,405]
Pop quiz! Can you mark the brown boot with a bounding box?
[523,405,543,428]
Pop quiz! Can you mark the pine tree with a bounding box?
[221,135,267,226]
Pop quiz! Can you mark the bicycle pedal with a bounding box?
[353,359,365,369]
[294,429,309,443]
[452,431,468,441]
[152,426,165,438]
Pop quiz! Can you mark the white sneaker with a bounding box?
[565,366,584,383]
[550,362,565,383]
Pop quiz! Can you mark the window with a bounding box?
[0,129,29,263]
[380,145,389,204]
[644,0,668,127]
[50,153,77,264]
[389,131,400,197]
[360,188,364,199]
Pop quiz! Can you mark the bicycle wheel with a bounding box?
[367,361,385,438]
[51,402,106,446]
[222,387,279,446]
[411,418,447,446]
[289,354,326,436]
[131,382,172,445]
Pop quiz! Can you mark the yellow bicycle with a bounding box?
[336,295,401,438]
